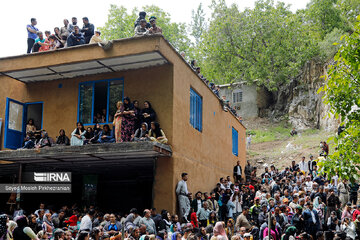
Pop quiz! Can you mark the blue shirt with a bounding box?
[27,24,38,39]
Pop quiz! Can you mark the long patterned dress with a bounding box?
[121,106,136,142]
[113,110,122,143]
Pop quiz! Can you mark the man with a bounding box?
[302,202,320,238]
[349,181,359,205]
[235,206,252,231]
[206,192,219,213]
[134,19,149,37]
[289,160,298,172]
[196,202,210,227]
[26,18,39,53]
[176,173,190,222]
[89,30,113,50]
[298,156,308,173]
[150,208,162,230]
[72,17,78,26]
[338,179,350,208]
[238,227,246,239]
[139,209,156,234]
[244,161,253,183]
[246,134,252,149]
[81,17,95,44]
[32,32,50,52]
[148,16,162,35]
[258,203,268,225]
[233,161,242,182]
[66,26,85,47]
[249,197,261,226]
[80,209,95,232]
[308,155,316,174]
[134,11,150,28]
[191,191,203,213]
[34,203,49,216]
[60,19,73,41]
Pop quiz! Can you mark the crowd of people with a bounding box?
[21,99,167,149]
[176,155,360,240]
[26,11,163,54]
[2,151,359,240]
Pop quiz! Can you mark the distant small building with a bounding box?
[218,82,271,119]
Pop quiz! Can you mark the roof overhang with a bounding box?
[0,142,171,175]
[1,51,168,83]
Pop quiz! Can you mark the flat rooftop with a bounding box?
[0,142,171,175]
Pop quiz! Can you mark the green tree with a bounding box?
[190,3,207,45]
[337,0,360,28]
[305,0,346,37]
[317,16,360,182]
[99,5,191,53]
[98,5,137,40]
[197,0,318,89]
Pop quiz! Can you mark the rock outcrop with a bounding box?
[266,60,339,131]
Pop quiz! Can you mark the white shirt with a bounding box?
[236,166,241,176]
[197,199,202,210]
[299,161,308,172]
[80,215,92,231]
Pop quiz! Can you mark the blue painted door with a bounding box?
[4,98,26,149]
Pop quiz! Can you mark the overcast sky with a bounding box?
[0,0,310,58]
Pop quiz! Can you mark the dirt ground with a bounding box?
[243,118,333,172]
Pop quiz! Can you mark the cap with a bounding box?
[149,16,157,21]
[283,198,289,203]
[347,202,352,206]
[255,197,260,201]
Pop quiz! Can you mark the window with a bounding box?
[190,88,202,132]
[233,90,243,103]
[232,127,238,156]
[78,79,124,125]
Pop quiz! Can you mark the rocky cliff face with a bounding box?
[266,60,339,131]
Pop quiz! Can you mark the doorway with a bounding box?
[4,98,43,149]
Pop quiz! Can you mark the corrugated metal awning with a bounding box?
[1,51,168,83]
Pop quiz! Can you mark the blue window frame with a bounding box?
[190,88,202,132]
[78,78,124,125]
[232,127,238,156]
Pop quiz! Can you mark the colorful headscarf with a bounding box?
[213,222,228,240]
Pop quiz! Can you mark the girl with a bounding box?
[71,122,86,146]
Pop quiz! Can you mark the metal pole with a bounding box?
[16,163,22,209]
[268,209,271,238]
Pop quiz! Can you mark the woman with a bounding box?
[7,221,17,240]
[171,215,181,232]
[42,213,53,238]
[158,211,171,232]
[225,219,234,239]
[148,122,168,144]
[36,131,52,148]
[141,101,156,129]
[53,27,64,48]
[231,191,242,220]
[36,231,48,240]
[13,216,38,240]
[121,97,136,142]
[314,196,325,227]
[211,222,227,240]
[291,206,304,235]
[341,217,356,240]
[113,101,123,143]
[71,122,86,146]
[327,211,340,232]
[263,217,281,240]
[171,232,181,240]
[104,214,121,236]
[132,123,148,141]
[28,214,41,234]
[26,119,36,133]
[207,212,217,227]
[133,100,142,131]
[84,127,94,144]
[77,232,89,240]
[190,212,198,228]
[90,124,102,143]
[56,129,70,145]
